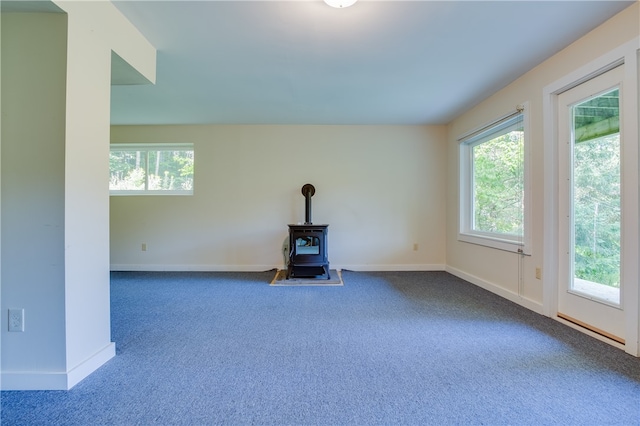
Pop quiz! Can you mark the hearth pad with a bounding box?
[270,269,343,286]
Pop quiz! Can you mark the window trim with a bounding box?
[109,143,194,196]
[458,103,531,254]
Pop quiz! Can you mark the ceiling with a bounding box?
[7,1,637,125]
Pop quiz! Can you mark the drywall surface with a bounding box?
[1,13,68,383]
[1,1,156,389]
[110,125,447,271]
[445,3,639,311]
[57,0,155,387]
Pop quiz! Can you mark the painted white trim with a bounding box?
[446,265,544,315]
[1,371,68,391]
[457,102,531,255]
[542,74,560,319]
[337,264,446,272]
[621,43,640,356]
[110,263,446,272]
[67,343,116,389]
[541,37,637,100]
[542,36,639,356]
[554,315,626,351]
[109,143,194,196]
[1,343,115,390]
[110,264,281,272]
[457,233,526,254]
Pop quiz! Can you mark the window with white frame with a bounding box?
[459,105,530,253]
[109,143,194,195]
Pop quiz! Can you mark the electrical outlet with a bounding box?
[413,243,419,251]
[535,267,542,280]
[8,308,24,332]
[141,243,147,252]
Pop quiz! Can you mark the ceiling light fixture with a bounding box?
[324,0,357,8]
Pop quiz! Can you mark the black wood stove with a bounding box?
[287,184,330,279]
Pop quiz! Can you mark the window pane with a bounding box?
[472,127,524,236]
[147,150,194,191]
[109,144,194,195]
[109,150,146,190]
[571,88,620,302]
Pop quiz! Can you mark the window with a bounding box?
[109,143,194,195]
[459,105,530,253]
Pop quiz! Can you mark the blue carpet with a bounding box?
[2,271,639,425]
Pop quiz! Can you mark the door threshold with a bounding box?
[557,312,625,344]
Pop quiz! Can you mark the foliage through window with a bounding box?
[573,133,620,287]
[459,107,529,253]
[571,87,621,289]
[110,144,194,195]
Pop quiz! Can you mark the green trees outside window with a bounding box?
[573,133,620,288]
[459,109,529,254]
[570,87,620,289]
[472,129,524,237]
[110,144,194,194]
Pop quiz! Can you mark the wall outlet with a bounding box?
[535,267,542,280]
[141,243,147,251]
[8,308,24,332]
[413,243,419,251]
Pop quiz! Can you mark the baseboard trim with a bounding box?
[110,264,446,272]
[110,264,541,317]
[445,266,543,315]
[556,312,625,345]
[67,343,116,389]
[337,264,446,272]
[1,342,115,390]
[554,314,627,350]
[110,264,281,272]
[1,371,68,391]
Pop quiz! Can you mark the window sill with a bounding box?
[458,232,529,255]
[109,191,193,196]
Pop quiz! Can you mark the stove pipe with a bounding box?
[301,184,315,224]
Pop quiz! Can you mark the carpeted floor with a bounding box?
[2,270,639,425]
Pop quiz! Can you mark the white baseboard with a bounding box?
[110,263,446,272]
[67,343,116,389]
[109,264,542,316]
[337,264,446,272]
[1,342,115,390]
[445,265,543,315]
[1,371,69,391]
[110,264,281,272]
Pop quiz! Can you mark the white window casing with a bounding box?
[458,103,531,254]
[109,143,194,196]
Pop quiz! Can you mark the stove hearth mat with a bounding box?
[270,269,343,286]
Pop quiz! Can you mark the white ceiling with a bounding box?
[87,1,640,124]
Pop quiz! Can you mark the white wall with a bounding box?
[1,2,155,390]
[110,125,447,271]
[59,0,155,388]
[1,12,68,382]
[445,4,639,316]
[4,2,636,393]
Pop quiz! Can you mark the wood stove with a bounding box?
[286,184,330,279]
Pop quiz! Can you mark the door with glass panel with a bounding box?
[557,66,625,343]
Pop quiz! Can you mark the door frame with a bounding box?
[557,66,625,341]
[542,37,639,356]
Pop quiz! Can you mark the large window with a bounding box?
[110,143,194,195]
[459,106,530,253]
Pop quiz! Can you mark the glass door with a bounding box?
[557,65,625,343]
